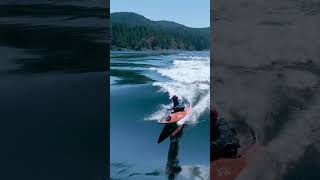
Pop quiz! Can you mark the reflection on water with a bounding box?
[166,126,210,180]
[166,125,184,180]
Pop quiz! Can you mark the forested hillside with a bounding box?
[111,12,210,51]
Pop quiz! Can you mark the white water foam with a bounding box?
[146,52,210,124]
[180,165,209,180]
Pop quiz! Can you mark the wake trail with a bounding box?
[145,52,210,125]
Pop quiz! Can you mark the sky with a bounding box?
[110,0,210,28]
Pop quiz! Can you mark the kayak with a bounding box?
[158,123,185,144]
[210,142,261,180]
[158,107,191,124]
[157,107,191,144]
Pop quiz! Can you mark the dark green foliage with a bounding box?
[111,12,210,51]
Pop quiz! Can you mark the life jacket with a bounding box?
[173,99,185,109]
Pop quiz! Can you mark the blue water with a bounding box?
[110,51,210,180]
[0,2,107,180]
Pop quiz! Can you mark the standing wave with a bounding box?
[145,52,210,125]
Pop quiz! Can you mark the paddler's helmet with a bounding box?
[171,95,178,100]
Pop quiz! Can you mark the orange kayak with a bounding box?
[157,123,185,144]
[211,143,260,180]
[158,107,191,124]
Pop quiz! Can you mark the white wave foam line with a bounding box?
[179,165,209,180]
[156,59,210,84]
[177,93,210,125]
[145,104,171,122]
[146,54,210,124]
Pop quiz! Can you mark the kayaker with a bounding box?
[169,95,185,113]
[211,106,240,161]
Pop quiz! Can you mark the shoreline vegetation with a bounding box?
[111,12,210,51]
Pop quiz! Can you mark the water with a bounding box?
[110,51,210,180]
[0,2,108,180]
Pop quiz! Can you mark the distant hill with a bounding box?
[111,12,210,51]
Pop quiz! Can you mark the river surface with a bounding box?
[110,51,210,180]
[0,1,108,180]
